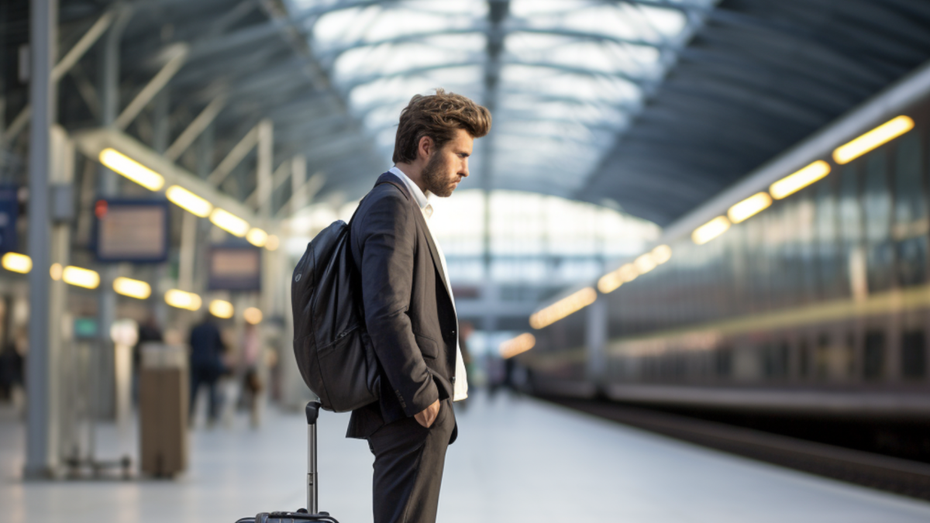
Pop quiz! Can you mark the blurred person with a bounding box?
[0,329,24,403]
[188,315,226,428]
[132,314,163,402]
[238,323,263,428]
[347,89,490,523]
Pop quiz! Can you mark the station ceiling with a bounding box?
[14,0,930,226]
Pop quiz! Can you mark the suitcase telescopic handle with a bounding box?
[305,401,321,515]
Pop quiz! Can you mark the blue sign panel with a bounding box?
[208,243,262,291]
[0,185,19,254]
[94,199,169,263]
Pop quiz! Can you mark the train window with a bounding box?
[715,346,732,379]
[863,151,894,293]
[798,339,810,378]
[838,165,861,299]
[863,330,885,380]
[902,330,926,380]
[893,132,928,287]
[816,178,842,299]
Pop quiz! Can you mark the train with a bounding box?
[517,59,930,421]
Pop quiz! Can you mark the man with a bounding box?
[347,89,491,523]
[188,315,225,427]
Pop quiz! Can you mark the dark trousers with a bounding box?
[189,365,220,423]
[368,399,456,523]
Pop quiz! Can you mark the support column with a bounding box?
[95,11,128,420]
[24,0,58,478]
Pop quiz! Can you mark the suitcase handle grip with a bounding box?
[305,401,321,425]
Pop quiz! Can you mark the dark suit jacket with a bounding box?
[346,172,459,441]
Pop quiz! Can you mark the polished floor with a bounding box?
[3,390,930,522]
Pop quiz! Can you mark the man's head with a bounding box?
[393,89,491,197]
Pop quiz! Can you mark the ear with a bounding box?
[417,135,434,161]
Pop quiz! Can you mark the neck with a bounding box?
[394,161,427,193]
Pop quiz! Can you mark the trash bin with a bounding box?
[139,343,189,477]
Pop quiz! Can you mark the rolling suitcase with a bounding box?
[236,401,339,523]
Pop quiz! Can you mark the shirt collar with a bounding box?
[390,166,433,218]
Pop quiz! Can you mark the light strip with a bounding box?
[769,160,830,200]
[209,299,234,319]
[529,287,597,330]
[1,253,31,274]
[98,148,165,191]
[728,192,772,223]
[209,208,249,237]
[651,245,672,265]
[246,228,268,248]
[166,185,213,217]
[113,277,151,299]
[833,115,914,165]
[634,253,657,275]
[165,289,202,311]
[692,216,730,245]
[500,333,536,359]
[244,307,263,325]
[265,234,280,251]
[62,266,100,289]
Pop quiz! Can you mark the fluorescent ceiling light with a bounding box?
[113,277,152,299]
[769,160,830,200]
[246,228,268,248]
[634,253,657,275]
[209,208,249,237]
[728,192,772,223]
[2,253,31,274]
[529,287,596,329]
[833,115,914,165]
[499,333,536,359]
[166,185,213,217]
[50,263,62,280]
[244,307,263,325]
[265,235,280,252]
[165,289,202,311]
[98,148,165,191]
[692,216,730,245]
[62,266,100,289]
[651,245,672,265]
[209,299,234,319]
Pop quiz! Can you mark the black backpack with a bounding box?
[290,180,402,412]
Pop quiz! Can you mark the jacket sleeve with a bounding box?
[357,190,438,416]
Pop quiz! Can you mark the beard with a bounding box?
[421,152,458,197]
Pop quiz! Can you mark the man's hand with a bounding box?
[414,399,440,428]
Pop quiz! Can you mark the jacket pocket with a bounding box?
[414,334,439,359]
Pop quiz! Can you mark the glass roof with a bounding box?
[287,0,715,196]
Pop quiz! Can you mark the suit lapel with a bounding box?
[376,173,452,301]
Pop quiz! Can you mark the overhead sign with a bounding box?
[95,199,169,263]
[208,243,261,291]
[0,185,18,254]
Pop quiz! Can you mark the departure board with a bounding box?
[95,199,169,262]
[208,244,261,291]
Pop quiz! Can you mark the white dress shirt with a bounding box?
[390,166,468,401]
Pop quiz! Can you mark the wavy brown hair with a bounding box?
[392,89,491,164]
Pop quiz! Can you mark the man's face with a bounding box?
[422,128,473,198]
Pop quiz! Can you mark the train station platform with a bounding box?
[3,392,930,523]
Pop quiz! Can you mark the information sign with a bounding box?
[95,199,169,263]
[208,243,261,291]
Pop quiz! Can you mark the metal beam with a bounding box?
[74,127,273,229]
[341,57,656,92]
[2,8,117,143]
[208,124,260,186]
[114,43,189,130]
[164,94,227,161]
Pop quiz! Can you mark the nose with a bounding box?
[460,158,469,178]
